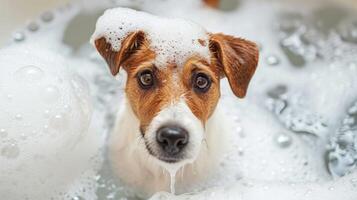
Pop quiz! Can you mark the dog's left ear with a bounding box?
[209,33,259,98]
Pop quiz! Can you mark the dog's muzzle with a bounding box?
[144,100,204,164]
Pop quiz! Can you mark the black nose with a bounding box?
[156,125,189,155]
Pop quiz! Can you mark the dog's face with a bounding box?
[95,31,258,164]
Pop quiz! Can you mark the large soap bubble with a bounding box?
[0,45,101,200]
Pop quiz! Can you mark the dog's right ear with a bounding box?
[94,31,145,76]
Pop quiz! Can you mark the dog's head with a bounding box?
[93,9,258,164]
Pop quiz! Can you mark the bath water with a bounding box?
[1,0,357,199]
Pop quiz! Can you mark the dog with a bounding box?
[91,7,259,196]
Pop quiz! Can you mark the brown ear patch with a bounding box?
[209,33,259,98]
[94,31,146,76]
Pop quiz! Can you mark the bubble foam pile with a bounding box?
[328,101,357,177]
[0,44,102,200]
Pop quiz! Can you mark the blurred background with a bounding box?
[1,0,357,199]
[0,0,71,45]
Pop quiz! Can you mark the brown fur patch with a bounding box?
[95,30,258,134]
[125,64,175,132]
[125,55,221,132]
[182,57,220,123]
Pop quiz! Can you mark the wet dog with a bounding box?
[92,7,258,196]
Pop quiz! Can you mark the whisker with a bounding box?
[145,149,150,165]
[135,135,144,150]
[202,138,209,150]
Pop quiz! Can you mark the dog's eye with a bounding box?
[193,72,211,93]
[138,70,154,89]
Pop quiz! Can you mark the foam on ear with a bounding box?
[90,7,210,68]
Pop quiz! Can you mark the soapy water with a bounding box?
[328,100,357,177]
[1,0,357,199]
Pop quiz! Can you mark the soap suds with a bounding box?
[0,44,102,200]
[90,7,210,68]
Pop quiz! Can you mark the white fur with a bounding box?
[109,96,230,197]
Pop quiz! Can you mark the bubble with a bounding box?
[20,133,28,140]
[267,84,287,99]
[235,126,242,133]
[15,65,44,82]
[304,188,313,196]
[348,105,357,115]
[342,117,354,125]
[64,105,71,112]
[15,114,23,120]
[0,129,7,138]
[43,85,60,103]
[233,116,240,123]
[106,192,115,199]
[13,32,25,42]
[27,22,39,32]
[1,141,20,159]
[339,23,357,44]
[351,178,357,188]
[266,55,280,66]
[71,196,84,200]
[41,11,54,22]
[338,131,354,146]
[275,133,292,148]
[349,62,357,71]
[43,125,49,133]
[43,110,51,118]
[7,94,13,101]
[49,114,68,131]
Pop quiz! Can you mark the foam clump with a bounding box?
[0,44,101,200]
[90,7,210,67]
[149,172,357,200]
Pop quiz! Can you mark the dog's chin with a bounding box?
[156,155,183,164]
[143,138,188,164]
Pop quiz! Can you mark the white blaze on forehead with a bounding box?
[90,7,210,68]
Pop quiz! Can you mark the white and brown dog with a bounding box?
[91,7,258,196]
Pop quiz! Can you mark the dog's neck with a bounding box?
[109,96,230,196]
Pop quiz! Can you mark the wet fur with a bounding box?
[95,25,258,196]
[109,96,229,196]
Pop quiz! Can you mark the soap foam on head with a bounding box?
[90,7,210,68]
